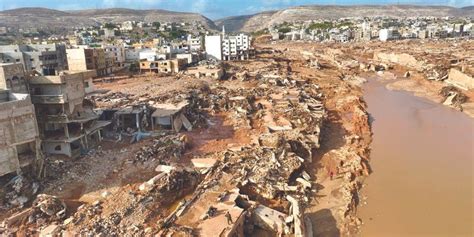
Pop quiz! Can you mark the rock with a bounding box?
[191,158,217,168]
[101,191,111,198]
[39,224,60,237]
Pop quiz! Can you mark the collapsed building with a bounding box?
[28,71,110,158]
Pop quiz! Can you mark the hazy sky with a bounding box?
[0,0,472,19]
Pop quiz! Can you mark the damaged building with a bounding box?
[0,65,43,177]
[28,71,110,158]
[151,101,192,132]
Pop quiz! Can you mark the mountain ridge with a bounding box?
[0,5,472,33]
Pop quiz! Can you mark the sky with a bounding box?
[0,0,472,19]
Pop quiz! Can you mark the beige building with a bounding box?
[67,48,111,77]
[0,63,28,93]
[0,65,43,177]
[29,71,110,158]
[187,66,224,80]
[139,58,187,74]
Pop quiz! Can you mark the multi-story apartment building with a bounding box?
[0,63,28,93]
[139,58,187,74]
[66,48,111,76]
[28,71,109,158]
[379,28,401,41]
[205,32,252,61]
[222,34,251,61]
[103,45,126,69]
[0,44,68,75]
[0,63,43,177]
[187,35,203,52]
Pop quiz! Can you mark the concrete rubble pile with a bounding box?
[155,61,326,236]
[133,134,187,164]
[440,86,468,109]
[66,168,200,236]
[1,175,39,209]
[1,194,66,235]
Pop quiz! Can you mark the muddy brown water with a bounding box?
[358,78,474,237]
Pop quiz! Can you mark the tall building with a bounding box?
[66,48,111,76]
[205,27,252,61]
[222,34,251,61]
[187,35,204,52]
[0,44,68,75]
[205,35,223,61]
[28,71,109,158]
[0,63,43,177]
[379,28,401,42]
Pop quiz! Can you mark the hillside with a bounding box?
[217,5,474,32]
[0,7,217,31]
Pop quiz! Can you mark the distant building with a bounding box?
[121,21,135,32]
[205,35,223,60]
[205,31,252,61]
[139,58,187,74]
[103,45,126,69]
[66,48,111,76]
[0,44,68,75]
[187,35,203,52]
[103,28,116,39]
[379,28,400,42]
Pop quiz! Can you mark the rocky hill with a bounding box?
[0,7,217,31]
[217,5,474,32]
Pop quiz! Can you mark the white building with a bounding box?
[121,21,135,32]
[187,35,203,52]
[222,34,251,61]
[379,28,401,42]
[205,31,252,61]
[139,49,166,62]
[205,35,223,60]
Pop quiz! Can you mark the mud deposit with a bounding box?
[359,78,473,236]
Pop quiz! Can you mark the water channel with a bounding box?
[358,78,474,236]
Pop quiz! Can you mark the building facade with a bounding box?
[0,65,43,177]
[67,48,110,76]
[0,44,68,75]
[29,71,109,158]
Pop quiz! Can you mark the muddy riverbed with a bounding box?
[358,78,473,236]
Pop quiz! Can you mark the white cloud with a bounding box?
[102,0,163,8]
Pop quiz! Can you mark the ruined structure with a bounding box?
[139,59,187,74]
[0,67,42,177]
[28,71,109,157]
[0,63,28,93]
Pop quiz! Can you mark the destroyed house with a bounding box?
[0,63,29,93]
[0,83,42,177]
[28,72,109,158]
[151,102,192,132]
[113,105,149,133]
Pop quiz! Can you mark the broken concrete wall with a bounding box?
[374,52,424,70]
[446,68,474,90]
[0,94,41,177]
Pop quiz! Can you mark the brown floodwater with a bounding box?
[358,78,474,237]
